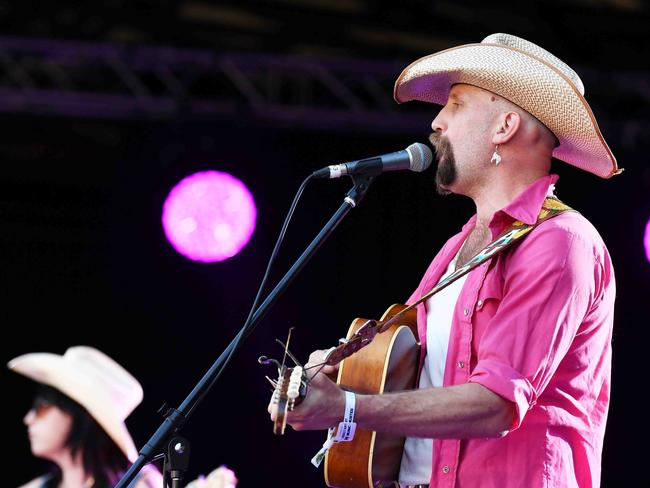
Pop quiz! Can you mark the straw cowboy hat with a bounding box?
[8,346,142,462]
[394,32,622,179]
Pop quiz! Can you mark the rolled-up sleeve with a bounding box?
[469,217,601,430]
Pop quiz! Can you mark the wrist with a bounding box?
[342,390,356,424]
[331,388,351,426]
[351,392,369,428]
[330,390,357,442]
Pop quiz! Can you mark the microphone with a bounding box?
[312,142,433,179]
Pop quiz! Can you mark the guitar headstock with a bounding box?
[270,364,307,435]
[259,328,308,435]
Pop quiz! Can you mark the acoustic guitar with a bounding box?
[266,303,420,488]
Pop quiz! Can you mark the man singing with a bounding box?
[273,33,620,488]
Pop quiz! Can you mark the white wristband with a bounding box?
[310,391,357,467]
[333,390,356,441]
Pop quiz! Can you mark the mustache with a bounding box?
[428,132,453,161]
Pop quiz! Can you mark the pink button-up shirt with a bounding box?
[407,175,615,488]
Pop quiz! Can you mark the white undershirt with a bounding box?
[398,248,467,485]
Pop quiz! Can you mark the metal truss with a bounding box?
[0,36,431,133]
[0,36,648,143]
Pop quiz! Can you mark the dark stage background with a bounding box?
[2,1,649,486]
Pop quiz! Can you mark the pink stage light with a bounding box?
[645,218,650,263]
[162,170,257,262]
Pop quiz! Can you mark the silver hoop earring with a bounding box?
[490,145,502,166]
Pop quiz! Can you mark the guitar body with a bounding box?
[324,304,419,488]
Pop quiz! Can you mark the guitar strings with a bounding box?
[279,327,294,369]
[304,361,330,384]
[275,338,303,368]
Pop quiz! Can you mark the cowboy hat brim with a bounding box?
[394,42,621,179]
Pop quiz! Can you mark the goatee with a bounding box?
[429,132,457,195]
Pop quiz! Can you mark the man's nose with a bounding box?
[431,113,446,133]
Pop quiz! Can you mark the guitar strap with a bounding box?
[414,196,572,306]
[377,196,574,333]
[325,197,574,367]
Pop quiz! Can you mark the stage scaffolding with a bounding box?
[0,36,647,145]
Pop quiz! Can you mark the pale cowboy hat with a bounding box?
[8,346,142,462]
[394,32,622,179]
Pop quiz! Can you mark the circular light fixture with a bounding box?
[162,170,257,262]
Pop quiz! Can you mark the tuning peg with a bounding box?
[258,356,281,370]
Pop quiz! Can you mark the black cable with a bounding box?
[184,173,315,418]
[244,173,315,328]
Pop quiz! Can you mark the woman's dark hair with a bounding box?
[33,384,129,487]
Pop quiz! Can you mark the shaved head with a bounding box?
[484,91,559,150]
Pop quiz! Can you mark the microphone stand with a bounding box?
[115,174,375,488]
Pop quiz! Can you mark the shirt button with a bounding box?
[463,308,469,316]
[458,361,465,369]
[442,465,450,474]
[476,299,484,308]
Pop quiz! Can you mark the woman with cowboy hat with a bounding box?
[272,33,618,487]
[8,346,163,488]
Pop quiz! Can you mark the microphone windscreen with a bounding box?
[406,143,433,172]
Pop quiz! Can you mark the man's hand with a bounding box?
[304,348,340,376]
[268,349,346,431]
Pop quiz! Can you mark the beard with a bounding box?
[429,132,457,195]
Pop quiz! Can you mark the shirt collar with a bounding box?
[498,174,559,226]
[459,174,560,234]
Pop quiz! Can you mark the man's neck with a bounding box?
[471,170,548,227]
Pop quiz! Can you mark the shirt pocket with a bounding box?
[475,274,503,318]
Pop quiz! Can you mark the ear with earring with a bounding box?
[490,144,501,166]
